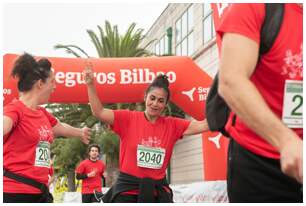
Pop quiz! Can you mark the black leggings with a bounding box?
[227,139,302,203]
[3,192,46,203]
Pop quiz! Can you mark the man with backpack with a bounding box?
[214,3,302,202]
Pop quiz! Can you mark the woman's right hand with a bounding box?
[83,61,94,85]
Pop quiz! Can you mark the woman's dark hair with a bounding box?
[88,144,101,154]
[145,74,170,103]
[11,53,52,92]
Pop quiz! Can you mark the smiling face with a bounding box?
[144,87,168,119]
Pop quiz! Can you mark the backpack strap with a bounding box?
[259,3,284,55]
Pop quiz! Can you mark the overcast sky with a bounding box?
[2,2,168,57]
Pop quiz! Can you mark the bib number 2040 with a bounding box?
[137,145,165,169]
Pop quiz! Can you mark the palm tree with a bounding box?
[55,20,153,58]
[52,20,154,188]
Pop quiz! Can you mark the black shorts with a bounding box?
[227,139,302,203]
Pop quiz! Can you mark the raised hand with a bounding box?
[83,61,94,85]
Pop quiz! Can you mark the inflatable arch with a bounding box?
[4,54,212,120]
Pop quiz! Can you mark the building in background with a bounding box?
[140,3,219,184]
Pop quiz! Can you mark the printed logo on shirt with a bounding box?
[141,136,161,147]
[38,125,53,141]
[281,44,303,79]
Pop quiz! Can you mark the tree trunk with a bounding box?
[67,170,76,192]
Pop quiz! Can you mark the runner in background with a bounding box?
[3,53,91,203]
[217,3,302,202]
[83,65,210,203]
[75,144,106,203]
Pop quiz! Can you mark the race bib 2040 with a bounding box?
[137,145,166,169]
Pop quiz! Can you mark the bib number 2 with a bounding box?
[282,80,303,128]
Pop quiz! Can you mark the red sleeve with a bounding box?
[217,3,265,44]
[172,117,191,141]
[111,110,131,138]
[39,107,58,127]
[75,161,85,174]
[4,102,23,129]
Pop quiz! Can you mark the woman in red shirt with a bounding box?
[3,53,92,203]
[84,66,209,202]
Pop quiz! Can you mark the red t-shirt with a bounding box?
[75,159,105,194]
[112,110,190,179]
[217,3,303,159]
[4,99,58,193]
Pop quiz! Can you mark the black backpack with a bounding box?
[206,3,284,137]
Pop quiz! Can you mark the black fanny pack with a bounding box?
[3,168,53,203]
